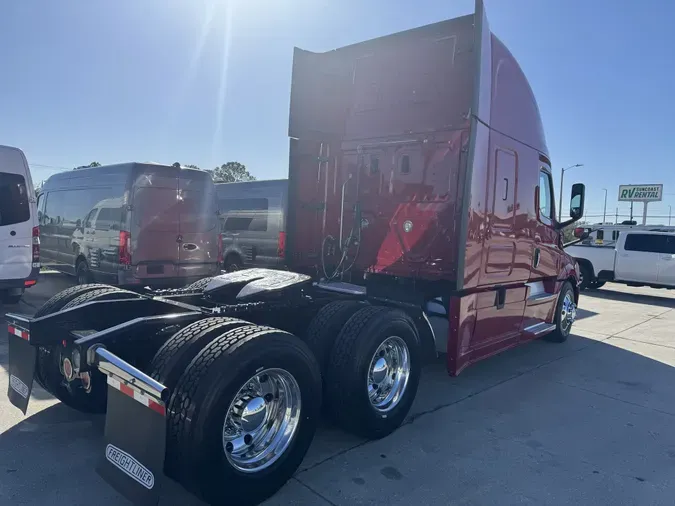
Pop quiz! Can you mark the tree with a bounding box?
[207,162,256,183]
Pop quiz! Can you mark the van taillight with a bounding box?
[278,231,286,258]
[32,226,40,266]
[119,231,132,266]
[217,234,224,264]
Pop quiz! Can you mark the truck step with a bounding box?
[522,322,556,338]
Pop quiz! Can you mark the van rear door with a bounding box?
[0,147,35,280]
[130,167,181,279]
[177,171,218,275]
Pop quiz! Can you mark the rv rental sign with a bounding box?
[618,184,663,202]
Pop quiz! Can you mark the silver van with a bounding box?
[39,162,221,287]
[216,179,287,271]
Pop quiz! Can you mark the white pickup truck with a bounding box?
[565,230,675,290]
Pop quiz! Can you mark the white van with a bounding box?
[0,145,40,303]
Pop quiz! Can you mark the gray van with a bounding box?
[216,179,287,271]
[39,162,221,287]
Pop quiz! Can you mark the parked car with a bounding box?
[216,179,287,271]
[566,230,675,290]
[38,162,221,288]
[0,145,40,303]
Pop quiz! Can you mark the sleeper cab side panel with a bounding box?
[446,285,526,376]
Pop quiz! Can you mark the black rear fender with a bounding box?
[14,297,201,348]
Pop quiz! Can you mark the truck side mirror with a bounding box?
[569,183,585,220]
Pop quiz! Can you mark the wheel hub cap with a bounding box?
[222,368,301,473]
[561,294,577,331]
[367,336,411,413]
[240,396,267,433]
[371,357,389,384]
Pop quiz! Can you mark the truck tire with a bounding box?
[578,263,593,290]
[2,291,23,305]
[50,288,140,413]
[33,284,113,391]
[590,279,606,290]
[61,287,138,310]
[223,253,243,272]
[34,283,112,318]
[304,300,366,373]
[544,282,576,343]
[75,259,93,285]
[324,306,421,439]
[184,277,213,292]
[148,317,252,390]
[166,325,321,506]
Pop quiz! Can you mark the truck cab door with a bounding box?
[657,235,675,286]
[616,233,663,284]
[519,166,562,338]
[531,167,560,280]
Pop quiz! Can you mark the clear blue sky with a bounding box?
[1,0,674,224]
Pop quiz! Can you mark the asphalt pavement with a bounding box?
[2,273,675,505]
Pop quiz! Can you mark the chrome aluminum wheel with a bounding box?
[367,336,410,413]
[560,293,577,332]
[222,368,301,473]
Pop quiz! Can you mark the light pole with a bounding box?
[670,205,672,226]
[602,188,608,223]
[558,164,584,221]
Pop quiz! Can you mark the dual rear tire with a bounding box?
[305,301,422,438]
[148,319,321,506]
[33,283,140,413]
[147,302,421,505]
[33,283,422,505]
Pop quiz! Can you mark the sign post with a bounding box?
[617,184,663,225]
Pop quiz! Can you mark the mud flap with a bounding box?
[7,333,36,414]
[96,377,167,506]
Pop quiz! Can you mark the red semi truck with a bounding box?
[6,2,585,505]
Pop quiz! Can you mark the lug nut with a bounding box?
[259,374,268,383]
[264,393,274,403]
[225,442,234,453]
[244,434,253,445]
[372,384,379,391]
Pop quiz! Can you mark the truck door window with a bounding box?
[400,155,410,174]
[666,236,675,255]
[538,170,554,222]
[369,155,379,175]
[37,192,46,224]
[83,209,97,229]
[596,229,604,245]
[624,233,668,253]
[96,207,123,231]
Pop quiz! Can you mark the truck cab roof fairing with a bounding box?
[489,34,548,157]
[471,1,548,157]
